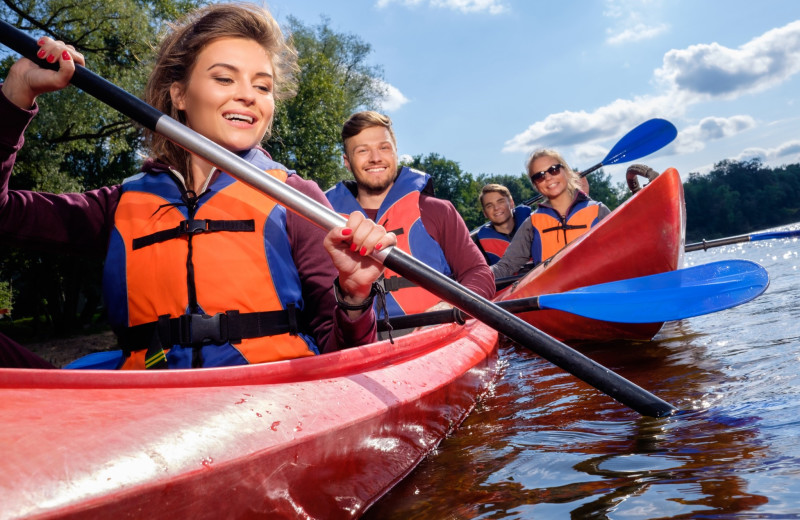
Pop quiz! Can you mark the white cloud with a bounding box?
[504,20,800,164]
[734,140,800,163]
[603,0,669,45]
[654,20,800,99]
[398,153,414,165]
[502,95,673,153]
[607,22,669,45]
[376,81,410,112]
[674,115,757,154]
[376,0,507,15]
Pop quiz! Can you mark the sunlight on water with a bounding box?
[364,224,800,519]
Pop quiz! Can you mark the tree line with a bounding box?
[1,1,799,335]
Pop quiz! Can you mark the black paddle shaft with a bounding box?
[0,21,676,417]
[380,295,543,330]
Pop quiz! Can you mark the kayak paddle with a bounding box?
[521,118,678,207]
[383,260,769,330]
[686,229,800,252]
[0,21,676,417]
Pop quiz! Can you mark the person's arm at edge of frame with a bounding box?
[0,84,119,257]
[491,218,535,280]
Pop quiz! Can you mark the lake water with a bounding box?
[364,223,800,519]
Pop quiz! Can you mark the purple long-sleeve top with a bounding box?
[0,87,375,356]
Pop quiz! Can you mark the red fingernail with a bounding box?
[350,243,358,252]
[375,243,383,251]
[37,49,46,58]
[341,228,352,236]
[62,51,71,61]
[37,38,45,46]
[46,54,56,63]
[360,247,367,256]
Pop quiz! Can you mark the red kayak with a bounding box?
[0,169,683,518]
[0,321,498,519]
[496,167,686,341]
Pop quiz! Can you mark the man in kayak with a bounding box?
[0,3,396,369]
[492,149,610,279]
[325,111,494,321]
[473,183,532,266]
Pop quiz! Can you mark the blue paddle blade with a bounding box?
[538,260,769,323]
[749,229,800,242]
[603,118,678,166]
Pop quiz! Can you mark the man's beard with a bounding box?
[357,168,398,195]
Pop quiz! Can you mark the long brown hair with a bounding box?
[144,2,298,186]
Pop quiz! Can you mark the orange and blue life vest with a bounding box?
[103,149,317,369]
[325,167,451,317]
[530,195,604,265]
[475,205,532,265]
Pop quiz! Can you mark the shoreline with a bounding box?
[22,330,117,368]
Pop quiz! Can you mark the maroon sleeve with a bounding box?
[419,194,495,299]
[0,85,120,257]
[285,174,377,353]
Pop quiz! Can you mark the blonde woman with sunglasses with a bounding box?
[491,149,610,279]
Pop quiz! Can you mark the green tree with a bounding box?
[683,159,800,240]
[405,153,484,228]
[585,170,631,210]
[475,173,536,207]
[267,16,386,190]
[0,0,202,335]
[0,280,11,313]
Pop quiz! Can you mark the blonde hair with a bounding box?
[144,2,299,185]
[526,149,580,197]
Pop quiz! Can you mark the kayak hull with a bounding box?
[0,321,498,519]
[497,168,686,341]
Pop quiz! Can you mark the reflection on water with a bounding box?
[364,225,800,519]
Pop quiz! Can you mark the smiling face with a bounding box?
[482,191,514,226]
[170,37,275,153]
[343,125,399,203]
[530,156,569,201]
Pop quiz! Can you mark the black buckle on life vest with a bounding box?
[180,219,210,234]
[117,307,302,356]
[177,311,240,345]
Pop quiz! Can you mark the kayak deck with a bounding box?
[0,321,498,519]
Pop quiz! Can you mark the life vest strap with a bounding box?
[132,219,256,250]
[117,307,303,352]
[381,275,417,292]
[541,223,587,234]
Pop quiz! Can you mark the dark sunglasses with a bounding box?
[530,163,564,183]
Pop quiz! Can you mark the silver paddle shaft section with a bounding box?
[156,117,391,263]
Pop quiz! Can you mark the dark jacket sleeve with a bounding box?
[419,194,496,300]
[0,85,119,257]
[491,218,535,279]
[285,175,377,353]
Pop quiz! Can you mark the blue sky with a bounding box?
[271,0,800,186]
